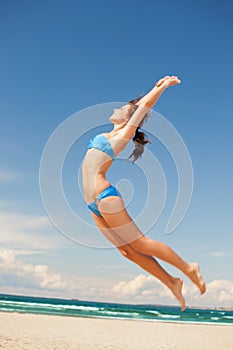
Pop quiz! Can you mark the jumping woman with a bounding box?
[82,75,206,311]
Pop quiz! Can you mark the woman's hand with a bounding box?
[135,75,181,109]
[156,75,181,88]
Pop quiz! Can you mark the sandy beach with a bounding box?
[0,312,232,350]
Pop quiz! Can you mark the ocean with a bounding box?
[0,294,232,325]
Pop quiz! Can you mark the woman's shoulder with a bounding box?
[101,133,109,139]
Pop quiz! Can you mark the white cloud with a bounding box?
[0,170,18,183]
[111,274,233,308]
[1,249,233,308]
[205,279,233,304]
[112,274,171,302]
[2,249,45,256]
[113,274,155,296]
[0,249,115,300]
[180,279,233,307]
[0,211,71,251]
[0,250,69,291]
[0,168,28,183]
[204,252,231,257]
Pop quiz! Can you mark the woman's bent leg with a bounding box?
[98,197,206,294]
[90,212,186,310]
[120,247,186,311]
[132,239,206,295]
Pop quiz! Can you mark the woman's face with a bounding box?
[109,104,136,124]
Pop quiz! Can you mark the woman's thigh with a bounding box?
[98,196,147,247]
[90,212,135,253]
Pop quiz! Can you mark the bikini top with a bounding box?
[87,133,115,161]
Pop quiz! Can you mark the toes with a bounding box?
[201,282,206,294]
[181,304,186,312]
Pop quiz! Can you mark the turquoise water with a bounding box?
[0,294,232,325]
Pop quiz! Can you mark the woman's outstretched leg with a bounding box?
[98,198,206,295]
[119,246,186,311]
[131,237,206,294]
[90,212,186,310]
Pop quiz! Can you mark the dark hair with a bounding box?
[127,97,151,163]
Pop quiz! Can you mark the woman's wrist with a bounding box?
[155,81,162,87]
[155,75,169,88]
[155,81,168,90]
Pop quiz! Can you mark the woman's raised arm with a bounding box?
[121,76,181,139]
[136,75,181,108]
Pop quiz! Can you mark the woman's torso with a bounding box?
[82,131,128,204]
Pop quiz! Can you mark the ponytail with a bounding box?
[127,96,151,163]
[127,127,151,163]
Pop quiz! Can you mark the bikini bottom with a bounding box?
[87,185,122,217]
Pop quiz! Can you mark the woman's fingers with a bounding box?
[164,76,181,87]
[156,75,181,88]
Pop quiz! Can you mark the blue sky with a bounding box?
[0,0,232,308]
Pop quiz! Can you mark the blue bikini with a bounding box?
[87,134,122,217]
[87,134,115,161]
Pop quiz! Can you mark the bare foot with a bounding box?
[169,278,186,312]
[187,262,206,294]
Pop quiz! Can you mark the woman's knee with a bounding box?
[131,235,152,254]
[118,245,137,260]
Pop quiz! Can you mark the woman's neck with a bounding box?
[109,123,124,136]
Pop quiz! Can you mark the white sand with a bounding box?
[0,312,232,350]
